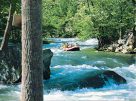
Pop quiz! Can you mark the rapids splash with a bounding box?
[0,38,136,101]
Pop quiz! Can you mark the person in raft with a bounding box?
[62,43,79,48]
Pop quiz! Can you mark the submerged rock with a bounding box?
[44,70,126,91]
[0,45,53,84]
[77,70,126,89]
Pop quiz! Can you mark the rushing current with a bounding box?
[0,38,136,101]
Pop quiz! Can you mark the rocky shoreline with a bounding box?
[99,32,136,54]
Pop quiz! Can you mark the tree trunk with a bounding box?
[21,0,43,101]
[97,37,103,49]
[0,2,15,50]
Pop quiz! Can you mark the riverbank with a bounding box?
[98,32,136,54]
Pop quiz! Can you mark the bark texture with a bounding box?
[21,0,43,101]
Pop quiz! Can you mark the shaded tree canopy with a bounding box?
[42,0,135,45]
[0,0,135,48]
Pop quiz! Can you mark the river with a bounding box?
[0,38,136,101]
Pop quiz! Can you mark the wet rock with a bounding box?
[0,45,53,84]
[43,49,53,80]
[77,70,126,89]
[44,70,126,91]
[0,45,21,84]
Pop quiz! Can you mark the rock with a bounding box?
[77,70,126,89]
[107,45,115,52]
[0,45,53,84]
[127,45,133,51]
[115,48,120,52]
[115,46,123,52]
[44,70,126,91]
[134,48,136,52]
[112,44,118,51]
[118,39,125,45]
[122,48,128,54]
[43,49,53,80]
[106,31,135,54]
[0,45,21,84]
[120,32,135,53]
[121,44,133,54]
[107,46,113,51]
[125,32,134,46]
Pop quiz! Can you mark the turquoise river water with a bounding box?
[0,38,136,101]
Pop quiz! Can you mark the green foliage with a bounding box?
[1,0,135,45]
[0,1,10,36]
[71,3,96,40]
[42,0,135,43]
[0,0,21,42]
[42,0,78,37]
[92,0,135,34]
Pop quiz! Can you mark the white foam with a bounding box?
[50,48,63,54]
[43,86,133,101]
[81,56,87,59]
[0,63,136,101]
[48,38,78,43]
[111,64,136,82]
[94,61,106,64]
[52,64,99,70]
[78,38,98,46]
[0,85,8,89]
[46,64,136,101]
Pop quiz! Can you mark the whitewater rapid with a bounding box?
[43,64,136,101]
[0,64,135,101]
[0,38,135,101]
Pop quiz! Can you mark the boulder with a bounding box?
[0,45,21,84]
[0,45,53,84]
[44,70,126,91]
[77,70,126,89]
[43,49,53,80]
